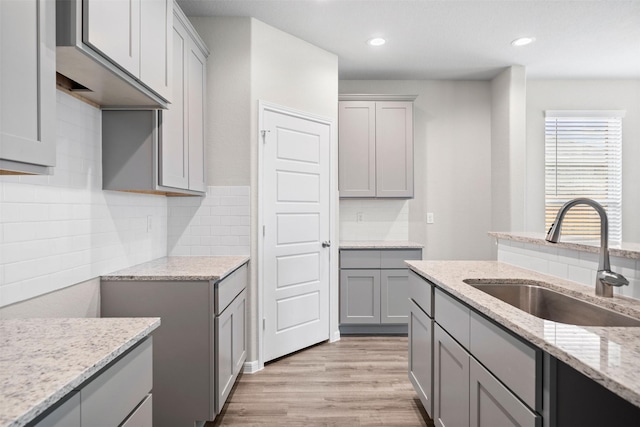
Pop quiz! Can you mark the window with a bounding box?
[545,110,624,242]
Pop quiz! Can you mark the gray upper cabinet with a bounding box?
[102,3,208,196]
[56,0,171,108]
[338,95,416,198]
[160,5,208,193]
[0,0,56,175]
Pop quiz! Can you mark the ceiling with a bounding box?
[176,0,640,80]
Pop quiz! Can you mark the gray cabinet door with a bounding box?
[434,324,469,427]
[160,19,189,190]
[375,101,414,198]
[140,0,171,100]
[186,36,207,192]
[339,269,381,324]
[338,101,376,197]
[381,269,409,324]
[160,8,206,192]
[470,358,540,427]
[409,300,433,417]
[0,0,56,174]
[85,0,140,77]
[34,392,80,427]
[215,289,247,414]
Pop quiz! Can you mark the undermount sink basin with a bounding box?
[462,279,640,327]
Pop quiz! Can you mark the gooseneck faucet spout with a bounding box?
[545,198,628,297]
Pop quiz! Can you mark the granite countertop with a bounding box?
[101,256,249,281]
[0,317,160,427]
[490,231,640,260]
[406,260,640,408]
[340,240,424,249]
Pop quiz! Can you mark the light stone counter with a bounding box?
[340,240,424,249]
[101,256,249,281]
[406,260,640,409]
[489,231,640,260]
[0,317,160,427]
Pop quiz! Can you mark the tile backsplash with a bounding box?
[0,92,167,307]
[0,91,250,309]
[167,186,250,256]
[339,199,409,241]
[497,239,640,300]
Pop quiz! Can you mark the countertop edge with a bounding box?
[101,256,250,281]
[489,231,640,260]
[339,241,424,249]
[406,260,640,409]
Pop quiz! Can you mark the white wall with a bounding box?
[490,66,527,234]
[339,199,408,241]
[190,17,252,186]
[0,91,168,312]
[525,80,640,243]
[191,17,339,365]
[339,80,494,260]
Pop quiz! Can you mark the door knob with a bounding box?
[322,241,331,248]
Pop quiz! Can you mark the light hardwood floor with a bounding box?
[207,336,434,426]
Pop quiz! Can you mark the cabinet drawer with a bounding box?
[380,249,421,269]
[340,250,381,269]
[34,392,80,427]
[80,337,153,427]
[121,394,152,427]
[434,289,470,350]
[408,270,432,316]
[215,263,248,315]
[470,312,540,411]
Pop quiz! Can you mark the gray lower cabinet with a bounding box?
[339,248,422,333]
[408,299,433,417]
[433,323,470,427]
[33,338,153,427]
[100,263,247,427]
[409,273,541,427]
[0,0,56,175]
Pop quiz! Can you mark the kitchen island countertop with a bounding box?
[101,256,249,281]
[406,260,640,409]
[0,317,160,427]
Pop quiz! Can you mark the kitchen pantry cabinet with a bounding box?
[33,338,153,427]
[101,263,248,427]
[101,4,208,196]
[0,0,56,175]
[56,0,171,107]
[339,248,422,334]
[338,95,416,198]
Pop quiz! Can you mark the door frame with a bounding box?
[257,101,339,370]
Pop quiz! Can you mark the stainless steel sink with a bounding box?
[462,279,640,327]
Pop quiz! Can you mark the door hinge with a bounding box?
[263,318,266,330]
[260,130,270,143]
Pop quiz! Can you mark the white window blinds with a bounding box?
[545,110,624,243]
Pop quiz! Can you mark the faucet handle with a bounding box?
[597,270,629,287]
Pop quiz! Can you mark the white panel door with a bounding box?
[263,107,331,362]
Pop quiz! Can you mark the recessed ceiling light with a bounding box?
[511,37,536,47]
[367,37,386,46]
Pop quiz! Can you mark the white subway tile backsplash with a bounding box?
[167,186,250,257]
[497,238,640,300]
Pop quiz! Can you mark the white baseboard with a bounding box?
[243,359,261,374]
[330,329,341,342]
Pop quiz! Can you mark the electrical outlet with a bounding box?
[426,212,434,224]
[357,212,364,223]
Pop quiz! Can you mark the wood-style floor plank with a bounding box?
[207,336,434,426]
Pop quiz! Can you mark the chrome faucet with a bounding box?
[545,198,628,297]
